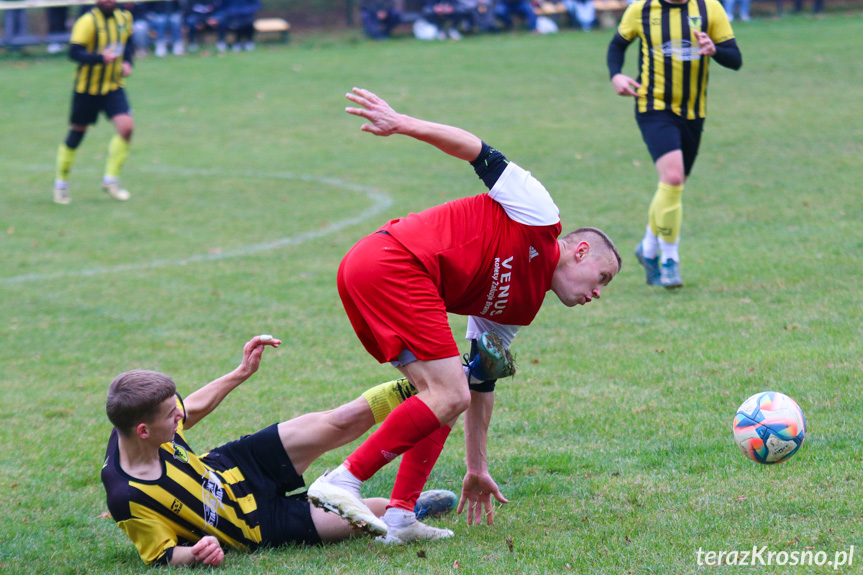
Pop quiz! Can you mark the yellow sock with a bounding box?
[56,144,77,182]
[104,135,130,180]
[648,182,684,243]
[361,378,418,424]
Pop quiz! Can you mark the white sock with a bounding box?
[659,239,680,263]
[54,179,68,190]
[641,225,659,259]
[102,176,118,185]
[383,507,416,529]
[327,464,362,493]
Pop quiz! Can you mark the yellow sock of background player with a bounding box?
[362,378,418,424]
[648,182,684,261]
[55,144,77,185]
[104,135,130,181]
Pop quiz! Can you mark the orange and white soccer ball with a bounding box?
[732,391,806,464]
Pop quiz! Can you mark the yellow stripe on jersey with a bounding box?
[617,0,734,119]
[121,501,201,565]
[163,460,259,545]
[218,465,260,518]
[70,7,133,95]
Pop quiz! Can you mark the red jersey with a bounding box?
[382,162,562,327]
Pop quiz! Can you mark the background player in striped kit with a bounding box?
[607,0,741,287]
[54,0,135,204]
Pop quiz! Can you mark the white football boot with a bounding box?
[376,507,454,544]
[102,180,131,201]
[307,471,387,536]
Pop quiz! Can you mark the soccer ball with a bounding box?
[732,391,806,464]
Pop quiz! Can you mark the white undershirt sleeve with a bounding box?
[465,316,520,348]
[488,162,560,226]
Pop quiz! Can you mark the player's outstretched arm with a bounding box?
[169,536,224,567]
[457,390,508,525]
[345,87,482,162]
[184,335,281,429]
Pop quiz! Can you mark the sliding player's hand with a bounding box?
[191,536,224,566]
[238,335,282,378]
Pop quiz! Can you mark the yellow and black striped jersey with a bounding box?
[101,396,263,565]
[69,7,133,95]
[617,0,734,119]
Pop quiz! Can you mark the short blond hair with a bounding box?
[561,227,621,271]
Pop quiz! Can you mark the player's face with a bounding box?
[146,396,182,444]
[96,0,117,12]
[551,244,618,307]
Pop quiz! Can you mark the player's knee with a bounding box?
[65,129,86,150]
[662,169,685,187]
[329,398,373,433]
[439,386,471,418]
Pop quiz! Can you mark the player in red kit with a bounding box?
[308,88,622,543]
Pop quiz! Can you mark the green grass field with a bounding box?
[2,13,862,574]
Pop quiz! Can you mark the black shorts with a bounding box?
[69,88,131,126]
[203,423,322,547]
[636,109,705,177]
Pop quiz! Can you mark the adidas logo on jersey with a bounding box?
[529,246,539,261]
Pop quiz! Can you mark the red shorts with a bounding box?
[337,232,459,364]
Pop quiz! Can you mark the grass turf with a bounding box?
[1,12,862,574]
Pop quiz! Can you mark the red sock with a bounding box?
[345,396,440,481]
[388,424,452,511]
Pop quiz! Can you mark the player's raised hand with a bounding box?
[238,334,281,378]
[345,87,403,137]
[694,31,716,56]
[190,536,224,566]
[457,470,508,526]
[611,73,641,97]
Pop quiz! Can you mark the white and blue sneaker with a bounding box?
[414,489,458,520]
[376,506,454,545]
[635,244,661,286]
[660,259,683,289]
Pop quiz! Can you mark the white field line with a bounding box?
[2,166,392,285]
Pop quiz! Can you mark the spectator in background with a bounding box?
[463,0,499,33]
[421,0,470,39]
[46,6,69,54]
[792,0,823,14]
[723,0,750,21]
[209,0,260,52]
[563,0,596,30]
[493,0,538,32]
[149,0,186,56]
[186,0,218,51]
[3,0,29,50]
[360,0,402,39]
[130,2,152,57]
